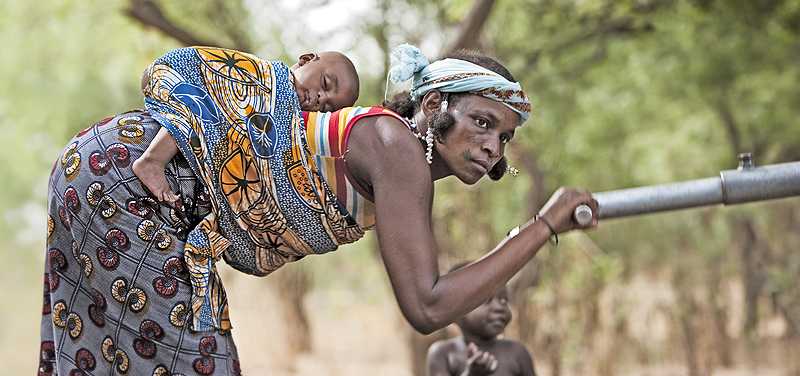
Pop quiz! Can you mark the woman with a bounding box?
[40,45,596,375]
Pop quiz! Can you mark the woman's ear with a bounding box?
[420,90,442,116]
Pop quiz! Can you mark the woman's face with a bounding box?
[435,94,520,184]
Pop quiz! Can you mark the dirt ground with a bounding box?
[220,261,791,376]
[6,244,792,375]
[222,262,412,376]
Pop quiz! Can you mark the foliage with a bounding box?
[5,0,800,374]
[435,0,800,373]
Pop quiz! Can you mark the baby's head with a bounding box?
[290,51,359,112]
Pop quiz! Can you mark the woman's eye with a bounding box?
[476,118,488,128]
[500,135,510,144]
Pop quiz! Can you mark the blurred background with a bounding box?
[3,0,800,375]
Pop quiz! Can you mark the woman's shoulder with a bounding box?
[335,106,428,186]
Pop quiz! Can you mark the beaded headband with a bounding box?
[388,43,531,127]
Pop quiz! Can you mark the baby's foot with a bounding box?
[132,158,180,203]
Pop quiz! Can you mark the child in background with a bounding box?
[427,262,536,376]
[133,47,359,202]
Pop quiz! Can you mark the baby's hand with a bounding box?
[463,342,498,376]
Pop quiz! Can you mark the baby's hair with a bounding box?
[324,51,360,104]
[383,49,515,180]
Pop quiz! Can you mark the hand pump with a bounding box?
[574,153,800,225]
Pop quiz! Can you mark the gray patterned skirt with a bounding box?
[40,111,242,375]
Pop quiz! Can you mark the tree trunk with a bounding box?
[508,146,544,343]
[736,219,763,334]
[274,264,313,354]
[709,267,732,367]
[125,0,214,47]
[444,0,497,53]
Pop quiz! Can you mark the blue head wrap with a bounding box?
[388,44,530,126]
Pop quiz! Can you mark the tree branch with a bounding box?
[444,0,497,53]
[714,96,741,153]
[125,0,215,47]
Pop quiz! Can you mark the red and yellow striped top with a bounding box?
[303,107,410,229]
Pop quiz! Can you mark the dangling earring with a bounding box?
[410,117,434,164]
[423,127,434,164]
[506,165,519,176]
[419,93,448,164]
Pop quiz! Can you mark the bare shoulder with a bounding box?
[427,337,462,357]
[344,114,430,193]
[495,339,532,357]
[428,338,466,376]
[347,114,421,160]
[495,339,535,374]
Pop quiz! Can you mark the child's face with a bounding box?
[291,52,358,112]
[457,287,512,340]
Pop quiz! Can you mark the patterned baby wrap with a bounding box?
[144,47,365,331]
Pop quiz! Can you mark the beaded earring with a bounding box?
[409,118,434,164]
[421,127,434,164]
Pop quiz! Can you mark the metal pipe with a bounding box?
[573,155,800,224]
[594,177,723,219]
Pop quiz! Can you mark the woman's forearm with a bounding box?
[388,216,553,334]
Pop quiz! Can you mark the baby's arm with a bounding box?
[132,127,180,203]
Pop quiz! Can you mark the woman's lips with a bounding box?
[474,160,489,174]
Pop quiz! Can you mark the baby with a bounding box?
[427,262,536,376]
[133,47,359,202]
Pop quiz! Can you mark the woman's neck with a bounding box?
[410,113,450,181]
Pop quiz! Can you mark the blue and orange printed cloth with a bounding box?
[143,47,366,331]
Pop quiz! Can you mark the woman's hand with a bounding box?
[538,187,598,234]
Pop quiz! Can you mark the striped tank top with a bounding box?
[303,106,410,229]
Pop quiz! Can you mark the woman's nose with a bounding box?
[483,138,500,159]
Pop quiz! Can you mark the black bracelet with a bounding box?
[534,213,558,246]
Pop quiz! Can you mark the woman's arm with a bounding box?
[345,115,596,334]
